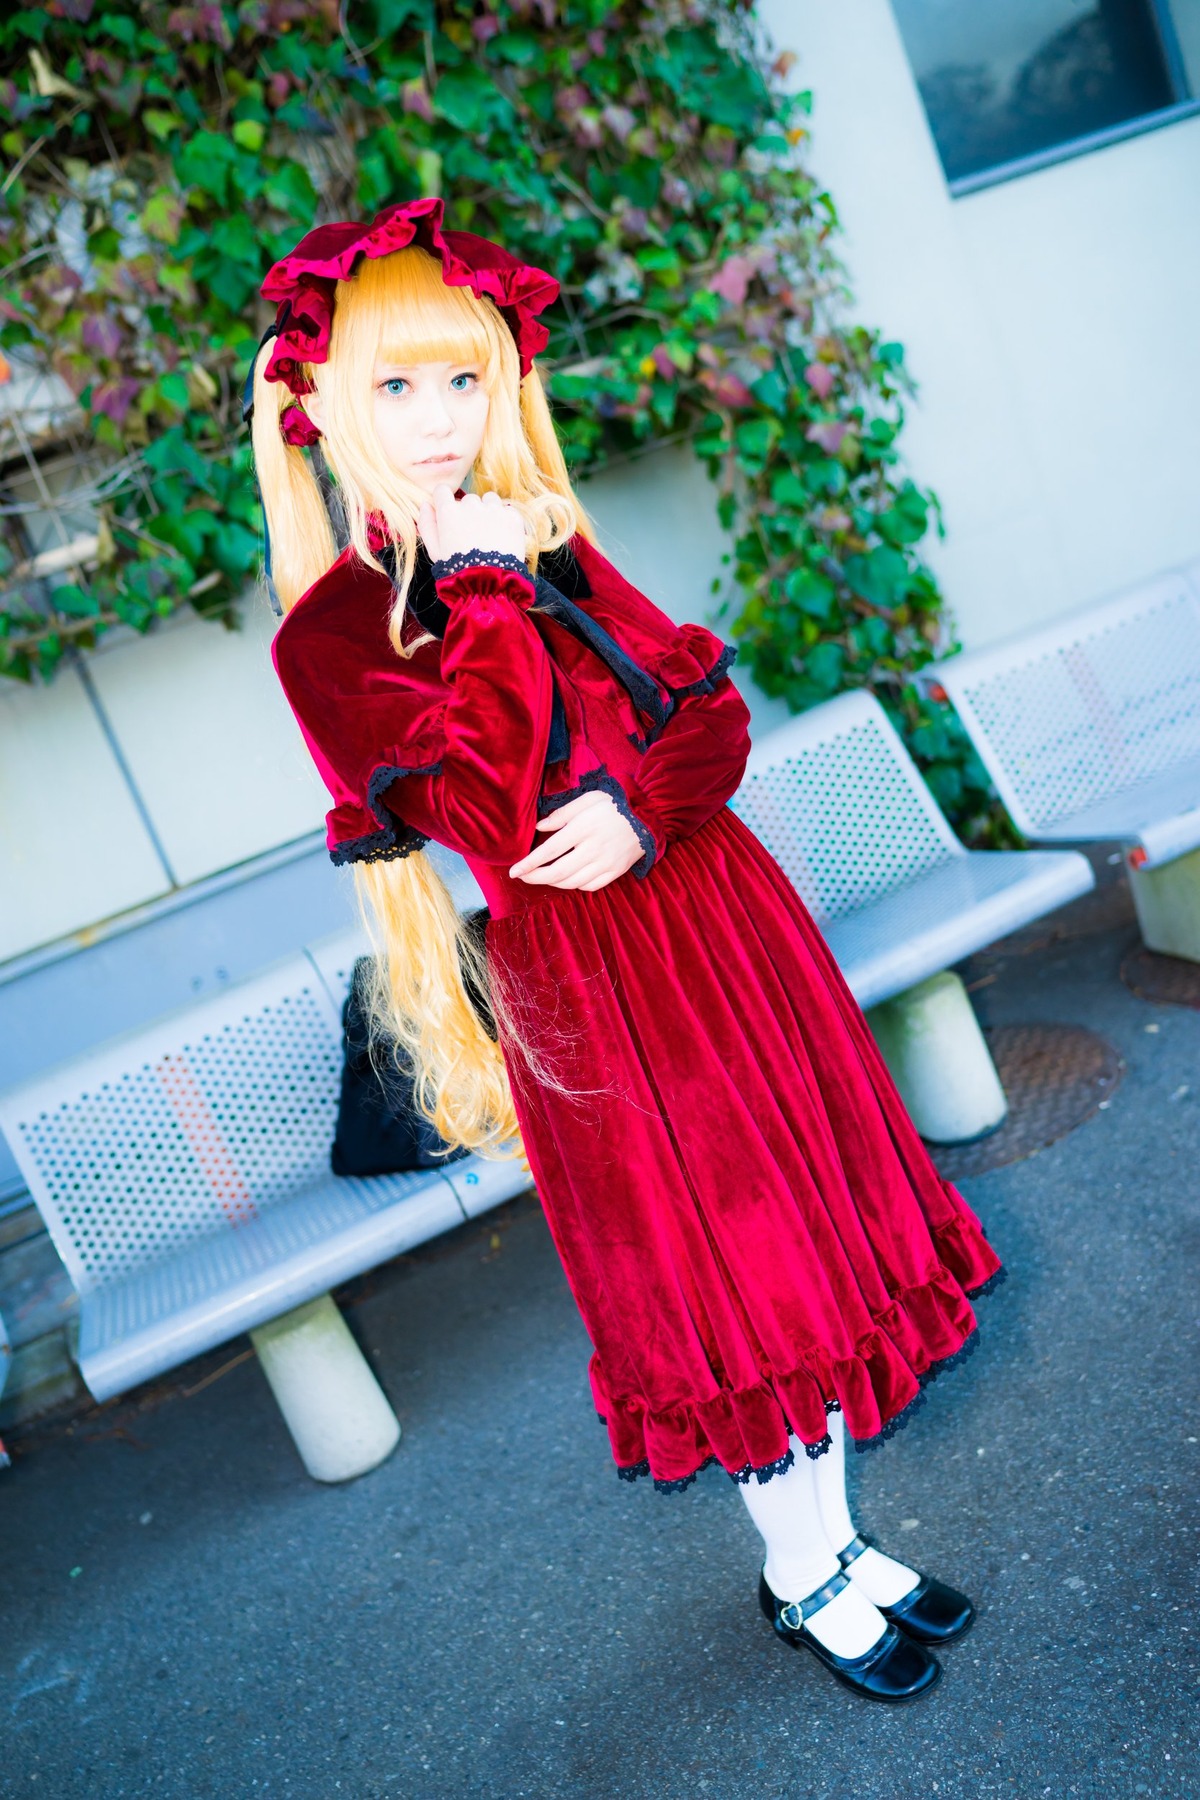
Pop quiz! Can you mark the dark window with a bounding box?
[892,0,1199,190]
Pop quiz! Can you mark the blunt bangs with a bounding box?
[348,248,500,384]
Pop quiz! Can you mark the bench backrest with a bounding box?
[727,690,961,925]
[927,570,1200,835]
[0,929,370,1299]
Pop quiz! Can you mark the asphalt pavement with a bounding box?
[2,877,1197,1799]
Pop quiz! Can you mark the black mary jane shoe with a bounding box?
[836,1532,976,1646]
[758,1567,941,1704]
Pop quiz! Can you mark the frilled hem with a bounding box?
[593,1213,1006,1495]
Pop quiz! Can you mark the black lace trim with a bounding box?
[623,643,738,755]
[850,1327,987,1457]
[966,1263,1008,1301]
[845,1263,1008,1455]
[328,761,442,868]
[731,1447,798,1485]
[329,825,427,867]
[666,641,738,699]
[537,767,659,879]
[430,548,534,586]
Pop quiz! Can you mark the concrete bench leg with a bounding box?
[867,971,1008,1145]
[1128,847,1200,963]
[249,1293,401,1483]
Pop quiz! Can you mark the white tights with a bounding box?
[738,1407,922,1658]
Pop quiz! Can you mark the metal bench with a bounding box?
[0,923,531,1482]
[922,568,1200,961]
[727,690,1094,1143]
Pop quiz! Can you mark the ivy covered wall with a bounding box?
[0,0,1004,842]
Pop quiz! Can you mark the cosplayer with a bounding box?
[246,196,1006,1704]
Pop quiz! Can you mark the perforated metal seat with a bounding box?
[0,927,530,1412]
[924,571,1200,870]
[728,691,1094,1010]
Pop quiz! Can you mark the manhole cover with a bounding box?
[1120,945,1200,1009]
[928,1024,1124,1180]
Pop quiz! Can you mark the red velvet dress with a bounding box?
[271,528,1005,1493]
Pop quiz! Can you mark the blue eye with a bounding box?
[379,372,476,397]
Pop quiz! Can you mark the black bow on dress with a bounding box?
[383,539,673,766]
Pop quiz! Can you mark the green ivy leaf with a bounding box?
[140,187,185,244]
[142,108,179,142]
[805,640,845,694]
[432,68,511,134]
[263,160,318,219]
[50,583,100,619]
[842,546,910,609]
[176,130,236,202]
[143,425,210,487]
[784,567,836,620]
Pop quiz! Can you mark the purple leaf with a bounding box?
[401,78,433,123]
[601,103,636,142]
[709,255,756,306]
[82,313,122,359]
[92,378,139,426]
[805,419,849,455]
[804,362,835,401]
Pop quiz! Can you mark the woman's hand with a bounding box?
[509,790,645,890]
[418,482,530,565]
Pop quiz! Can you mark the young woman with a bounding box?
[248,196,1006,1704]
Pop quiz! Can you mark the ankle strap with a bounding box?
[836,1532,871,1568]
[778,1568,850,1630]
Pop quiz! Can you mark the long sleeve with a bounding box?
[378,549,556,866]
[624,641,752,864]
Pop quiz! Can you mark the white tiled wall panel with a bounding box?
[0,666,168,961]
[87,593,329,887]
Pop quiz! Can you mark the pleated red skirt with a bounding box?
[472,802,1005,1493]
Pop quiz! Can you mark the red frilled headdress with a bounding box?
[242,196,561,608]
[249,194,560,446]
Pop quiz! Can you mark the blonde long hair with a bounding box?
[250,244,604,1160]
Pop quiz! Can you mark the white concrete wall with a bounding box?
[85,594,330,888]
[0,666,169,962]
[758,0,1200,652]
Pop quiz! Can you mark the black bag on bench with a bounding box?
[330,907,495,1177]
